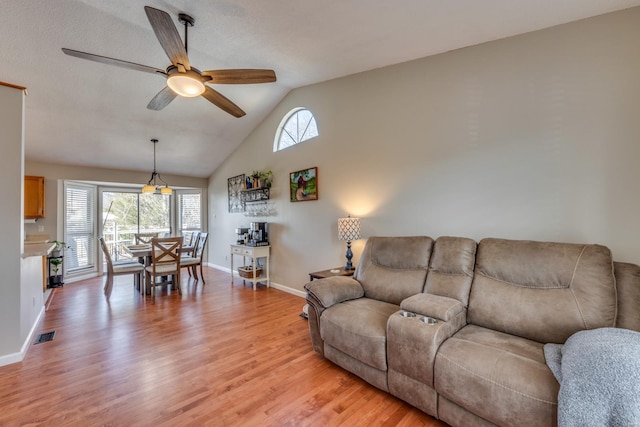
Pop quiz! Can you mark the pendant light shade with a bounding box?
[142,139,172,195]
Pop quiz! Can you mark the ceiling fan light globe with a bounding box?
[167,73,205,97]
[141,184,157,193]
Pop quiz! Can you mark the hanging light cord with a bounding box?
[146,139,169,188]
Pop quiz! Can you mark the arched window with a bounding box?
[273,107,318,151]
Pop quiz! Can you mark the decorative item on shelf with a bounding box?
[244,201,276,217]
[238,265,263,279]
[50,240,71,257]
[338,215,361,270]
[250,170,273,189]
[48,257,64,288]
[251,171,260,188]
[260,170,273,188]
[141,138,172,195]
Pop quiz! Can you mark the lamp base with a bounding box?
[344,241,355,270]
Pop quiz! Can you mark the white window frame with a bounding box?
[175,189,203,236]
[273,107,319,151]
[63,181,98,280]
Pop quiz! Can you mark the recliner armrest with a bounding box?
[400,293,465,322]
[304,276,364,357]
[304,276,364,309]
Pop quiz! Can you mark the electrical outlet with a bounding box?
[225,255,228,261]
[38,226,44,232]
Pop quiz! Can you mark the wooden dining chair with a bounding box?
[180,232,199,277]
[99,237,145,299]
[134,232,159,245]
[145,236,183,297]
[181,232,208,284]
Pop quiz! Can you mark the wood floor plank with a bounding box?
[0,267,448,426]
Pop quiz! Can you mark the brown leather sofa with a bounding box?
[304,236,640,426]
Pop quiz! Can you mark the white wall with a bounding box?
[209,7,640,293]
[0,84,29,361]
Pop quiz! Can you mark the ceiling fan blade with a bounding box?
[201,86,245,118]
[61,48,166,75]
[202,69,277,84]
[147,86,177,111]
[144,6,190,71]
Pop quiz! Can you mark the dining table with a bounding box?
[124,243,195,294]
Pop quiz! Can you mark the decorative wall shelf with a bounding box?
[240,187,270,203]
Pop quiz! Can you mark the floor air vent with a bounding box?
[34,331,56,344]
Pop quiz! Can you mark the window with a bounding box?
[101,190,172,262]
[273,107,318,151]
[100,188,202,263]
[177,191,202,235]
[62,181,204,280]
[64,182,97,275]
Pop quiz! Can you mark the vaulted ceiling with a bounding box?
[3,0,639,177]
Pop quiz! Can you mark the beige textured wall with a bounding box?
[209,7,640,293]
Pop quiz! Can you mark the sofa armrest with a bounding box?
[387,293,468,388]
[304,276,364,308]
[304,276,364,356]
[400,293,465,322]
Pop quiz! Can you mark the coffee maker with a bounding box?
[235,227,249,244]
[246,222,269,246]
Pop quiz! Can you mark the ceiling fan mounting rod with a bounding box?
[178,13,194,54]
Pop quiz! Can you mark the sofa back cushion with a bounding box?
[355,236,433,305]
[468,238,617,343]
[424,236,477,307]
[614,261,640,332]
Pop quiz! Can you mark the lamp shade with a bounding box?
[167,72,205,97]
[141,184,157,194]
[338,217,361,241]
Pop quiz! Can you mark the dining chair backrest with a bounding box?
[99,237,114,272]
[99,236,144,298]
[150,236,183,266]
[183,231,198,247]
[135,232,159,245]
[194,232,208,260]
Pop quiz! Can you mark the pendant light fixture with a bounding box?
[141,138,172,195]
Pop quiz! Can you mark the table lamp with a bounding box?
[338,216,361,270]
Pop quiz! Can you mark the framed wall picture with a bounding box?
[290,167,318,202]
[228,174,245,213]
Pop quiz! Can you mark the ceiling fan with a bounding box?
[62,6,276,118]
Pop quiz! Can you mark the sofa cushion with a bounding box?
[355,236,433,305]
[614,262,640,332]
[469,238,617,343]
[434,325,558,427]
[424,236,477,307]
[320,298,399,371]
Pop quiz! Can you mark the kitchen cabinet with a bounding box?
[24,175,45,218]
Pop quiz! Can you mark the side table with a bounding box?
[302,267,355,319]
[309,267,355,281]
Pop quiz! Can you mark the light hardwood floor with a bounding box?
[0,267,448,426]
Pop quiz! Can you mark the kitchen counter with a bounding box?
[22,242,55,258]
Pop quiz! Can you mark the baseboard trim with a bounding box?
[208,263,306,298]
[0,305,45,367]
